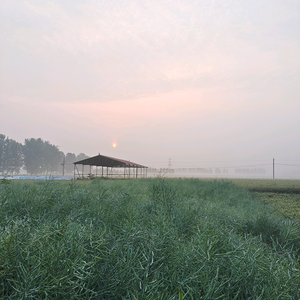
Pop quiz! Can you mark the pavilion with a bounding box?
[73,154,148,179]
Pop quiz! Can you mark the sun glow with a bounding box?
[112,143,117,148]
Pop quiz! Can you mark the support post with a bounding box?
[273,158,275,179]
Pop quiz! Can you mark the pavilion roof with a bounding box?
[74,154,147,168]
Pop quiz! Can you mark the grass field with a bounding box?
[0,177,299,299]
[230,179,300,221]
[230,178,300,194]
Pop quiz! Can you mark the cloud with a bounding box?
[2,0,298,104]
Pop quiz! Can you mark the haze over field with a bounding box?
[0,0,299,176]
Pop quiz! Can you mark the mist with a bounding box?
[1,0,299,179]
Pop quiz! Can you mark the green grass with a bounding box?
[230,178,300,194]
[0,178,299,299]
[257,192,300,220]
[229,178,300,221]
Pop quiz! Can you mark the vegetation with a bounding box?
[230,178,300,194]
[229,179,300,221]
[23,138,63,175]
[0,134,89,175]
[64,152,89,174]
[0,178,299,299]
[258,192,300,220]
[0,134,23,174]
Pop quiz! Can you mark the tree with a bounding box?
[65,153,77,174]
[215,168,221,174]
[23,138,44,174]
[6,138,23,174]
[76,153,89,161]
[44,142,62,173]
[23,138,61,175]
[0,134,5,173]
[59,151,65,176]
[0,134,23,174]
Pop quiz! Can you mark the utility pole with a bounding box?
[61,157,66,177]
[273,158,275,179]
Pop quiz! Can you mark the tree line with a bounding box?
[0,134,89,175]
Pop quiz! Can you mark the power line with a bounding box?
[277,164,300,167]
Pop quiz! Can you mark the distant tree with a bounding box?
[23,138,61,175]
[0,134,23,174]
[215,168,221,174]
[59,151,65,175]
[6,139,23,174]
[44,142,62,173]
[0,134,5,173]
[59,151,65,163]
[65,153,77,174]
[76,153,89,161]
[23,138,44,174]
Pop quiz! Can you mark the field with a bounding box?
[231,179,300,221]
[0,177,300,299]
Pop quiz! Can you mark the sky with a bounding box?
[0,0,299,173]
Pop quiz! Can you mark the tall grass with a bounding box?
[0,178,299,299]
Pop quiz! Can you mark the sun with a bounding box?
[112,143,117,148]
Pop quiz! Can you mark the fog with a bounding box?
[0,0,299,179]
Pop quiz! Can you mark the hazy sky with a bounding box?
[1,0,299,168]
